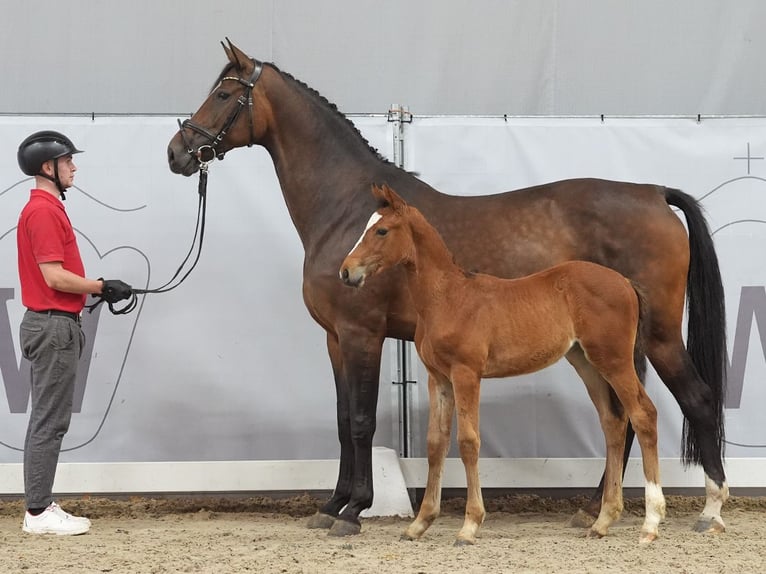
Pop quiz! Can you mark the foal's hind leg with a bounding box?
[605,369,666,544]
[577,353,647,525]
[403,371,455,541]
[566,347,627,539]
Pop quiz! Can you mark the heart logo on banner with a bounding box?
[0,179,149,453]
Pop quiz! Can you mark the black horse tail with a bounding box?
[664,187,727,466]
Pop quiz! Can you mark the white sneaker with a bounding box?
[48,502,92,527]
[22,502,90,535]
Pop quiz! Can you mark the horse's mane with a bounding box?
[213,61,393,166]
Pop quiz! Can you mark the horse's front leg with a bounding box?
[308,333,354,530]
[451,365,484,546]
[403,371,454,541]
[327,332,384,537]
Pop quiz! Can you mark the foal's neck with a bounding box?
[403,211,466,311]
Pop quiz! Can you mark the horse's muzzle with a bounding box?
[167,141,200,177]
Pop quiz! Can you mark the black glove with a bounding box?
[99,278,133,304]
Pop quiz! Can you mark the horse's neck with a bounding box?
[259,69,388,246]
[403,213,465,315]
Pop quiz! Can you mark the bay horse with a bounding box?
[340,184,666,545]
[167,39,728,537]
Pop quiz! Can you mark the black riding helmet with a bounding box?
[17,130,83,200]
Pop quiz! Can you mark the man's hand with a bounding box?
[100,279,133,303]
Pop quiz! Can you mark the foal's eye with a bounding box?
[376,228,388,236]
[216,91,231,101]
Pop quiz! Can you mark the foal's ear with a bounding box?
[371,183,388,206]
[378,184,407,212]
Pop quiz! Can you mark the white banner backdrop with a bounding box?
[1,115,765,491]
[406,115,766,463]
[0,115,398,466]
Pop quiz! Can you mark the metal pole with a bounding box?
[388,104,415,458]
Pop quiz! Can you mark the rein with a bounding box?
[87,164,210,315]
[93,59,264,315]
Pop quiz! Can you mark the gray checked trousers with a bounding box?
[19,310,84,510]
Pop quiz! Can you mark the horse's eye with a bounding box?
[216,91,231,101]
[376,228,388,236]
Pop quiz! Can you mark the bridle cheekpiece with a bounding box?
[178,59,264,166]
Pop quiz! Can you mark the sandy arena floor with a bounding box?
[0,493,764,574]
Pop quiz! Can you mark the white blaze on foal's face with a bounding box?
[347,211,382,257]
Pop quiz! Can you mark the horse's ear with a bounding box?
[224,38,251,70]
[222,39,234,63]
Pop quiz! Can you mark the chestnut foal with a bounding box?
[340,184,666,545]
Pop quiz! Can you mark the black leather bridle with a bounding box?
[177,59,264,164]
[91,60,264,316]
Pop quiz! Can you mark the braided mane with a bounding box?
[213,61,392,165]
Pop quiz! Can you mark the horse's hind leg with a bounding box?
[403,371,455,541]
[648,336,728,533]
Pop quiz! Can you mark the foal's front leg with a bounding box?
[451,365,485,546]
[403,372,455,541]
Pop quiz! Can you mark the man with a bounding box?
[16,130,133,535]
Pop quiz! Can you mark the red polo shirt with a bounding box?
[17,189,87,313]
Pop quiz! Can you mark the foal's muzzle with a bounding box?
[340,266,366,288]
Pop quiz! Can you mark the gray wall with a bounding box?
[3,1,766,116]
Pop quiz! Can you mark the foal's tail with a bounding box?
[664,187,727,466]
[630,281,650,384]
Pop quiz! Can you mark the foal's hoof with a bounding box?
[570,509,597,529]
[453,538,475,547]
[586,528,605,539]
[328,518,362,537]
[306,512,335,530]
[639,531,658,545]
[692,516,726,534]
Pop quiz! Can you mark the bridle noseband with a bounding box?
[178,59,264,164]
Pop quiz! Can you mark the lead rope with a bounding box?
[86,162,210,315]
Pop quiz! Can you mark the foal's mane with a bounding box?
[214,61,393,166]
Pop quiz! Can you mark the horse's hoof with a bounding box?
[306,512,335,530]
[328,518,362,537]
[400,532,417,542]
[570,509,597,529]
[692,516,726,534]
[453,538,475,547]
[586,528,605,539]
